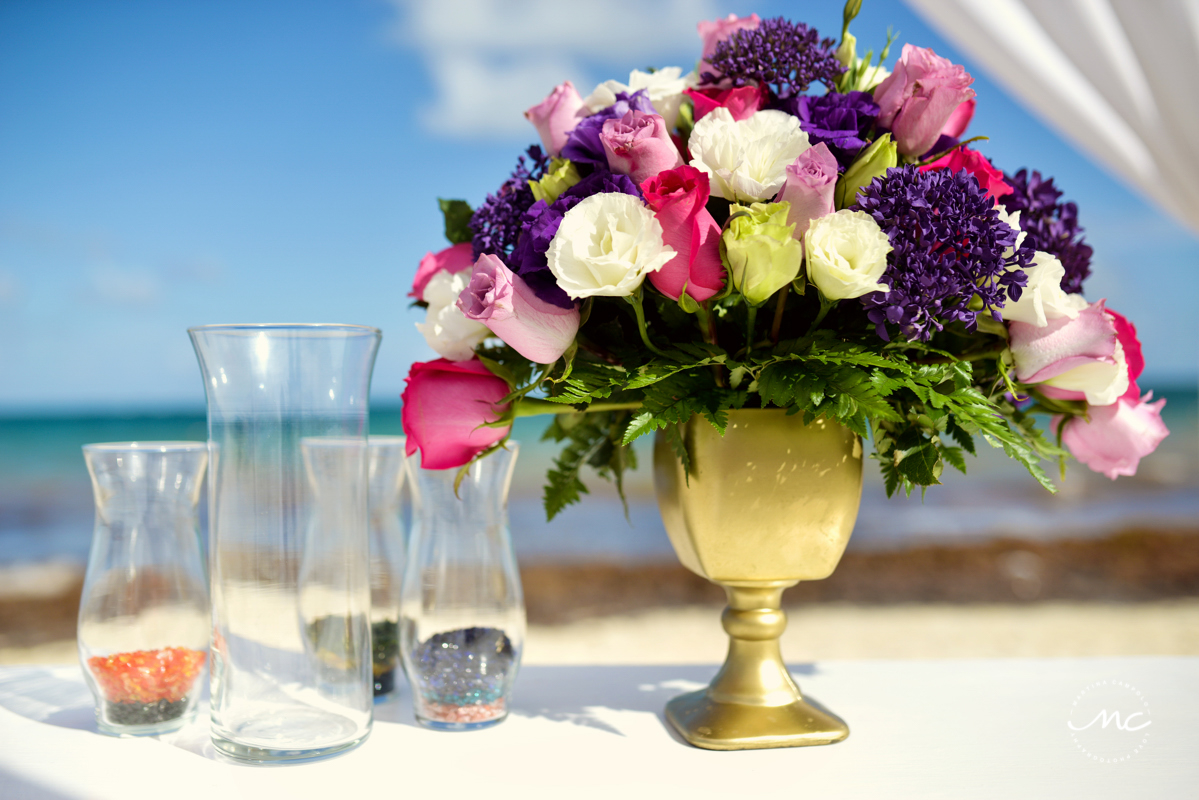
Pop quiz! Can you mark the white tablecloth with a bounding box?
[1,658,1195,799]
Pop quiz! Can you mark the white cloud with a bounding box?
[88,266,161,306]
[387,0,717,139]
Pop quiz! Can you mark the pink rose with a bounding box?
[456,253,580,364]
[918,147,1012,202]
[410,242,474,301]
[525,81,586,158]
[640,165,725,303]
[1009,300,1129,406]
[1058,392,1168,479]
[600,111,684,186]
[941,98,975,139]
[1107,308,1144,400]
[775,142,838,239]
[401,358,511,470]
[698,13,762,67]
[872,44,976,156]
[683,85,766,122]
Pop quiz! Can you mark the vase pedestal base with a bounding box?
[666,690,849,751]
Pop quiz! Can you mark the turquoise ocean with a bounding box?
[1,386,1196,567]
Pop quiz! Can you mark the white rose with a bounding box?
[999,250,1088,327]
[414,270,489,360]
[688,108,811,203]
[546,192,675,299]
[583,67,696,130]
[803,210,892,300]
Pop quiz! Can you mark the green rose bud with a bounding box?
[835,31,857,70]
[528,158,581,205]
[835,133,898,209]
[722,202,803,306]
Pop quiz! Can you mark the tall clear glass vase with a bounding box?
[366,436,406,701]
[189,324,380,762]
[400,445,525,730]
[78,442,210,737]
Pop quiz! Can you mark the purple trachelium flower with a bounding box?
[471,145,551,267]
[786,90,879,168]
[560,90,655,166]
[511,170,642,308]
[852,165,1034,342]
[1000,169,1093,294]
[702,17,843,100]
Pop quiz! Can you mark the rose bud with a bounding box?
[401,358,511,470]
[640,165,725,303]
[872,44,976,156]
[525,81,586,158]
[600,111,684,187]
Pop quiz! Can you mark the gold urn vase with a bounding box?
[653,409,863,750]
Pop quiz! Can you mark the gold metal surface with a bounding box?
[653,410,863,750]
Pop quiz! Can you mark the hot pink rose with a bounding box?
[873,44,976,156]
[640,166,725,303]
[401,358,511,470]
[1009,300,1129,406]
[524,81,586,158]
[410,242,474,301]
[600,111,684,186]
[941,98,975,139]
[918,147,1012,202]
[698,13,762,65]
[456,253,580,364]
[1058,392,1168,479]
[1107,308,1144,400]
[683,85,766,122]
[775,143,838,239]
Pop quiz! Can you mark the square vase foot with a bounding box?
[666,690,849,750]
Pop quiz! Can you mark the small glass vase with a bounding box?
[367,436,407,702]
[400,445,524,731]
[78,442,210,737]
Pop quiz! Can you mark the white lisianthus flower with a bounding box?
[804,210,892,300]
[583,67,696,130]
[547,192,676,299]
[996,206,1026,254]
[689,108,811,203]
[414,270,489,360]
[999,250,1088,327]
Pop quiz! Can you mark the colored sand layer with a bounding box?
[411,626,515,720]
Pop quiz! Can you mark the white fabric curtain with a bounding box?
[903,0,1199,235]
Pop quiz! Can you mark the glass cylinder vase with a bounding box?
[400,445,525,730]
[189,323,380,762]
[78,442,210,737]
[366,436,407,701]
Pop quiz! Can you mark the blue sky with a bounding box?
[1,0,1195,411]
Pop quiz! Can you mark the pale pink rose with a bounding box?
[640,165,725,302]
[941,98,975,138]
[401,358,511,470]
[456,253,580,364]
[775,143,838,240]
[524,81,586,158]
[1009,300,1129,406]
[600,111,684,186]
[872,44,976,156]
[1058,392,1168,479]
[698,13,762,61]
[410,242,474,301]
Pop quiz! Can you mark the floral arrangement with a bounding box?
[400,0,1169,518]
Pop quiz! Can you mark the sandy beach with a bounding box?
[3,530,1196,666]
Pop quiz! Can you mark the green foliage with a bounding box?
[438,198,474,245]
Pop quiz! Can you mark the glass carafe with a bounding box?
[367,436,407,701]
[78,442,209,737]
[400,445,525,730]
[189,323,380,762]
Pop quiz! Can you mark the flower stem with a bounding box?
[770,284,790,343]
[744,304,758,356]
[696,303,726,388]
[513,398,641,417]
[806,294,836,334]
[627,292,669,358]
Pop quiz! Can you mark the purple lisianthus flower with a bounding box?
[1000,168,1093,294]
[702,17,843,100]
[560,90,655,166]
[786,90,878,167]
[511,169,642,307]
[852,165,1034,342]
[471,145,550,266]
